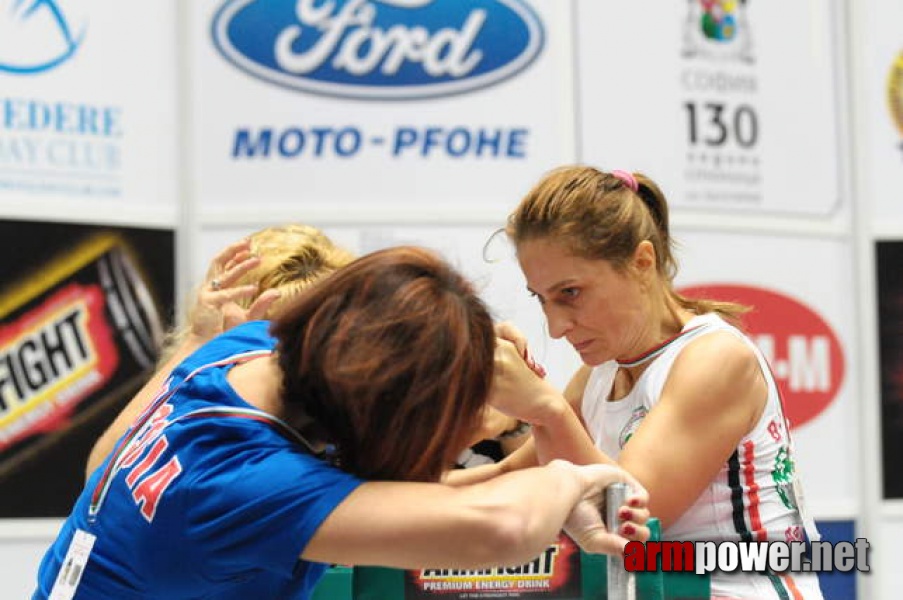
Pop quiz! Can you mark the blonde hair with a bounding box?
[158,224,354,366]
[233,224,355,317]
[506,165,747,322]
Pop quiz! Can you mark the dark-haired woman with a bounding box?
[34,245,648,600]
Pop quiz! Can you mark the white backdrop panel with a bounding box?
[675,229,858,518]
[0,0,178,215]
[576,0,843,219]
[0,538,52,599]
[191,0,575,218]
[199,224,582,390]
[857,0,903,229]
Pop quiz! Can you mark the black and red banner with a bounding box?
[0,220,174,517]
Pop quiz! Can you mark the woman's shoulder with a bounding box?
[173,321,275,375]
[674,323,758,376]
[668,325,765,415]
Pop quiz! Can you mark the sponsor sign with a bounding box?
[0,221,174,517]
[0,0,177,206]
[0,1,116,197]
[212,0,543,100]
[0,0,85,74]
[0,96,124,198]
[858,0,903,224]
[576,0,842,217]
[677,284,844,429]
[679,0,762,208]
[405,533,581,598]
[192,0,570,212]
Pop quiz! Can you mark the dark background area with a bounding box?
[877,241,903,499]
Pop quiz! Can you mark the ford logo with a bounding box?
[211,0,544,100]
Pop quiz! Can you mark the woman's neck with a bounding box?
[618,295,695,371]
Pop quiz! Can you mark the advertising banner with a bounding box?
[0,220,174,517]
[0,0,178,209]
[856,0,903,226]
[673,229,857,518]
[190,0,574,216]
[405,533,581,599]
[576,0,843,218]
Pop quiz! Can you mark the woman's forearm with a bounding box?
[306,462,588,569]
[530,397,614,467]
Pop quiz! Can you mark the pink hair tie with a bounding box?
[611,170,639,193]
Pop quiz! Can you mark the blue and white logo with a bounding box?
[212,0,544,100]
[0,0,85,74]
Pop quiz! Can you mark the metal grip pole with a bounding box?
[604,482,636,600]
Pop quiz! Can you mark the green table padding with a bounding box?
[311,565,354,600]
[555,518,708,600]
[312,518,710,599]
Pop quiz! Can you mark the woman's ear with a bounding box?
[631,240,657,280]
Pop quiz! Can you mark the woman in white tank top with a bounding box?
[482,165,824,599]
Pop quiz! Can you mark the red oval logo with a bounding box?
[677,284,844,429]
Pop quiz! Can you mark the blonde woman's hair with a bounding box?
[506,165,748,322]
[157,224,355,366]
[234,223,355,316]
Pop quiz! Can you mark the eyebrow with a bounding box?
[526,278,578,297]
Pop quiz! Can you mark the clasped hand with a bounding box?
[550,460,651,556]
[488,323,562,427]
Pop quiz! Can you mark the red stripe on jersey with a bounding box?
[742,440,767,542]
[781,572,805,600]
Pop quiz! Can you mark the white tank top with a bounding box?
[582,313,824,599]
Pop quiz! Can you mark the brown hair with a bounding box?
[506,165,747,321]
[271,246,495,482]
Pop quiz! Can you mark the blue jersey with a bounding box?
[34,321,362,599]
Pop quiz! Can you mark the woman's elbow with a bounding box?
[473,509,553,567]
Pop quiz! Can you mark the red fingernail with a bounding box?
[621,524,636,536]
[629,498,641,507]
[619,508,632,521]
